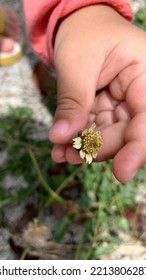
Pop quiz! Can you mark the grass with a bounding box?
[0,7,146,260]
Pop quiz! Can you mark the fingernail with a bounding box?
[49,120,69,138]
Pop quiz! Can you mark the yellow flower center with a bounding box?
[81,132,102,154]
[72,122,103,164]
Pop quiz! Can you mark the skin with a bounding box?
[48,4,146,183]
[0,6,20,52]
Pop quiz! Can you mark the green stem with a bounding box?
[20,245,30,260]
[56,164,85,195]
[46,164,85,206]
[28,148,64,204]
[74,228,87,260]
[0,135,39,151]
[85,203,104,260]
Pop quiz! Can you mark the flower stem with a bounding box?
[0,135,39,150]
[46,164,85,207]
[28,148,65,204]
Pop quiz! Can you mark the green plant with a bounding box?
[1,105,145,259]
[134,7,146,30]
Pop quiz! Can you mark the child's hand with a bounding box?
[48,5,146,182]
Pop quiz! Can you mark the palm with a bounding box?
[91,86,130,161]
[89,59,146,182]
[65,62,146,182]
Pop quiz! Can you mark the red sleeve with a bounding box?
[23,0,133,67]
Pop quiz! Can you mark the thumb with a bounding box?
[48,68,95,145]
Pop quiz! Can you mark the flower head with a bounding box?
[72,122,103,164]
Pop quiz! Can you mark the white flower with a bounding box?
[72,122,103,164]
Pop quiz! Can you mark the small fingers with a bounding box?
[112,112,146,182]
[113,141,146,182]
[51,121,127,164]
[51,144,67,163]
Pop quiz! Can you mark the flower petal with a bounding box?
[80,149,86,159]
[85,154,93,164]
[92,152,98,159]
[88,122,96,133]
[81,129,88,136]
[72,137,82,149]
